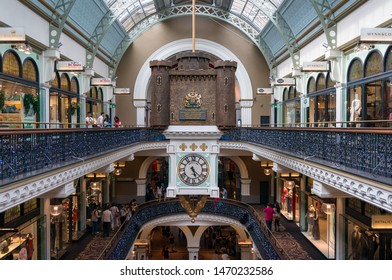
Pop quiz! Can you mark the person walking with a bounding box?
[96,112,105,127]
[91,206,101,235]
[102,206,112,237]
[263,203,274,232]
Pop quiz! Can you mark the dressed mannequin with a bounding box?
[286,189,293,213]
[312,208,320,240]
[350,92,361,126]
[25,233,34,260]
[281,187,288,211]
[306,205,315,234]
[351,225,362,259]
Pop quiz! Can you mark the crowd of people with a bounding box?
[85,112,122,128]
[89,199,138,237]
[263,201,281,232]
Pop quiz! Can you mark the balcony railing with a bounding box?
[223,127,392,184]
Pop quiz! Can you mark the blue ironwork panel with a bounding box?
[100,23,127,55]
[69,0,106,35]
[280,0,317,37]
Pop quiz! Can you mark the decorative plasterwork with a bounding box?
[219,142,392,212]
[0,142,168,212]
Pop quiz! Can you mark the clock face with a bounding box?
[178,154,209,186]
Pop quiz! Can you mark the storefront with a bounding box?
[0,198,45,260]
[282,86,300,126]
[277,173,301,222]
[299,178,336,259]
[0,49,40,128]
[341,197,392,260]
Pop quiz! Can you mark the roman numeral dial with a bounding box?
[178,154,209,186]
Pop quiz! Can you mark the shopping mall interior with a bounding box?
[0,0,391,261]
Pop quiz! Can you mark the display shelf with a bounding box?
[0,235,27,260]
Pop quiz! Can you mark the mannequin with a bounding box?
[312,208,320,240]
[281,187,288,211]
[350,92,361,126]
[306,205,315,234]
[26,233,34,260]
[351,225,362,259]
[286,189,293,213]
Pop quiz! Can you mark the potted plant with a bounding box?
[23,93,39,116]
[68,101,80,115]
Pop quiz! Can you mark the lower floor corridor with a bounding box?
[62,208,327,260]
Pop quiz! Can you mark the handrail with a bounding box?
[102,198,291,260]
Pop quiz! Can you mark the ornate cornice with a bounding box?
[219,141,392,212]
[0,141,168,212]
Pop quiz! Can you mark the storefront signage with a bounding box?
[56,61,84,71]
[361,28,392,42]
[272,78,295,86]
[371,215,392,229]
[0,27,25,42]
[91,78,113,86]
[301,97,310,108]
[256,88,272,95]
[113,88,131,95]
[302,61,329,72]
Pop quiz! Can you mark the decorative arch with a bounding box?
[347,58,363,82]
[384,45,392,71]
[3,50,22,77]
[22,58,39,82]
[364,50,383,77]
[307,76,316,94]
[316,73,326,91]
[133,38,253,126]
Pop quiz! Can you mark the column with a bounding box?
[135,179,147,197]
[335,197,344,260]
[240,178,251,196]
[239,99,253,127]
[187,247,199,260]
[103,177,110,205]
[79,177,87,231]
[81,69,94,123]
[240,245,253,260]
[134,100,148,127]
[43,197,51,260]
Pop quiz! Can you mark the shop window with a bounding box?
[282,88,288,101]
[364,50,382,77]
[22,59,38,82]
[4,205,21,224]
[385,80,392,125]
[50,73,60,88]
[385,46,392,71]
[307,77,316,93]
[316,73,325,91]
[60,73,70,91]
[70,77,79,93]
[326,73,334,88]
[348,59,363,82]
[365,80,383,126]
[24,198,38,213]
[3,50,21,77]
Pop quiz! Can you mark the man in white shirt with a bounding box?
[97,112,105,127]
[85,112,93,128]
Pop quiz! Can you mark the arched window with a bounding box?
[348,59,363,82]
[364,50,382,77]
[385,46,392,71]
[70,77,79,94]
[316,74,325,91]
[22,59,38,82]
[3,50,21,77]
[282,88,288,101]
[307,77,316,93]
[50,73,60,88]
[60,73,70,91]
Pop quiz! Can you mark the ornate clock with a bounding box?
[178,154,209,186]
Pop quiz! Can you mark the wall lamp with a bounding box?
[354,42,374,54]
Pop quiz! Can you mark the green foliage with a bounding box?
[23,93,39,116]
[68,101,80,115]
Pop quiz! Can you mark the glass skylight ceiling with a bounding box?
[104,0,284,33]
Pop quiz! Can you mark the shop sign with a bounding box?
[361,28,392,42]
[371,215,392,229]
[91,78,113,86]
[302,97,309,108]
[272,78,295,86]
[256,88,272,95]
[56,61,84,71]
[0,27,25,42]
[302,61,329,72]
[113,88,131,95]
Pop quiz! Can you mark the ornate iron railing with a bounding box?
[223,127,392,184]
[105,198,289,260]
[0,128,165,183]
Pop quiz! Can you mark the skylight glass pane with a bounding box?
[231,0,247,16]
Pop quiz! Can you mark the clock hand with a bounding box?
[190,166,199,178]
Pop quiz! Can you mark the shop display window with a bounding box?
[0,215,44,260]
[341,217,392,260]
[300,193,336,259]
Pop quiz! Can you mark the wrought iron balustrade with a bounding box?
[105,198,288,260]
[223,127,392,184]
[0,128,165,183]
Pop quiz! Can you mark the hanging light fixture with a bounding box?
[261,161,272,176]
[114,161,125,176]
[50,205,63,216]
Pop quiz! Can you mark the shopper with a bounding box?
[263,203,274,232]
[114,116,122,128]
